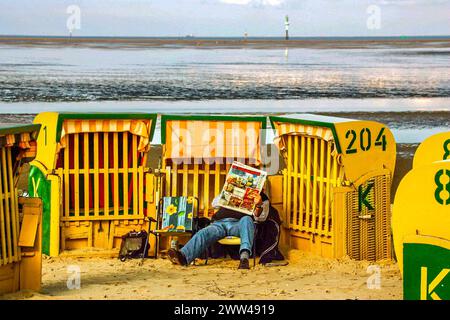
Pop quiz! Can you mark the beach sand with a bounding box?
[0,249,402,300]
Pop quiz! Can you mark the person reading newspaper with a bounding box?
[168,190,270,269]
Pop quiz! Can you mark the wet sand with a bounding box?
[0,250,402,300]
[1,36,450,50]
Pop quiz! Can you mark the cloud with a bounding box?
[219,0,285,6]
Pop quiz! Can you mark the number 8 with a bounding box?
[435,169,450,205]
[443,139,450,160]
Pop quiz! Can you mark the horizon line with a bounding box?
[1,34,450,39]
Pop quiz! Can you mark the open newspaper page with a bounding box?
[217,161,268,215]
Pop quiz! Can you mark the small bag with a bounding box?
[119,230,150,262]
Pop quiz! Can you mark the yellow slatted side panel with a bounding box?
[281,134,343,237]
[57,132,146,221]
[345,175,392,261]
[0,146,20,266]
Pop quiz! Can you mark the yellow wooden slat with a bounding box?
[312,137,318,231]
[103,132,110,217]
[132,135,138,213]
[60,215,144,222]
[93,133,100,217]
[286,136,292,227]
[74,133,80,217]
[0,151,7,265]
[282,168,287,227]
[113,132,119,217]
[165,166,171,197]
[84,133,90,216]
[182,164,188,197]
[330,148,339,236]
[214,163,221,197]
[64,134,70,219]
[1,148,13,263]
[325,142,332,235]
[139,165,144,216]
[7,148,19,261]
[193,164,199,201]
[203,163,210,216]
[293,136,299,228]
[305,136,311,231]
[318,139,325,234]
[123,132,129,216]
[171,163,178,197]
[299,135,305,229]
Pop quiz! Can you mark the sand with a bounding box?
[0,249,402,300]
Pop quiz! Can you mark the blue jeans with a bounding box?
[180,216,255,264]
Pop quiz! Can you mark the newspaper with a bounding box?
[217,161,267,215]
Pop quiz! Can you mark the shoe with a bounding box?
[168,248,187,266]
[238,258,250,270]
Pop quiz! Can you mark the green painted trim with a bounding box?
[0,124,41,136]
[160,114,267,144]
[269,115,343,154]
[54,113,157,142]
[28,165,51,255]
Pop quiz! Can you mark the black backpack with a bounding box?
[118,230,150,262]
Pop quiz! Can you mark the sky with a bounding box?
[0,0,449,37]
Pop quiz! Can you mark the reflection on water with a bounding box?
[0,45,449,102]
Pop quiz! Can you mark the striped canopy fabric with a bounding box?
[272,122,335,153]
[59,119,154,153]
[0,132,33,149]
[164,119,264,165]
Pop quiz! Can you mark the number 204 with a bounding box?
[345,127,387,154]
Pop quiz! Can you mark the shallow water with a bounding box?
[0,43,448,144]
[0,45,449,102]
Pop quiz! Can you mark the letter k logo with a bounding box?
[358,182,374,212]
[421,267,450,300]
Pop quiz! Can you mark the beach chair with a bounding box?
[148,196,199,259]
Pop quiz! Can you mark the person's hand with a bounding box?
[253,194,263,217]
